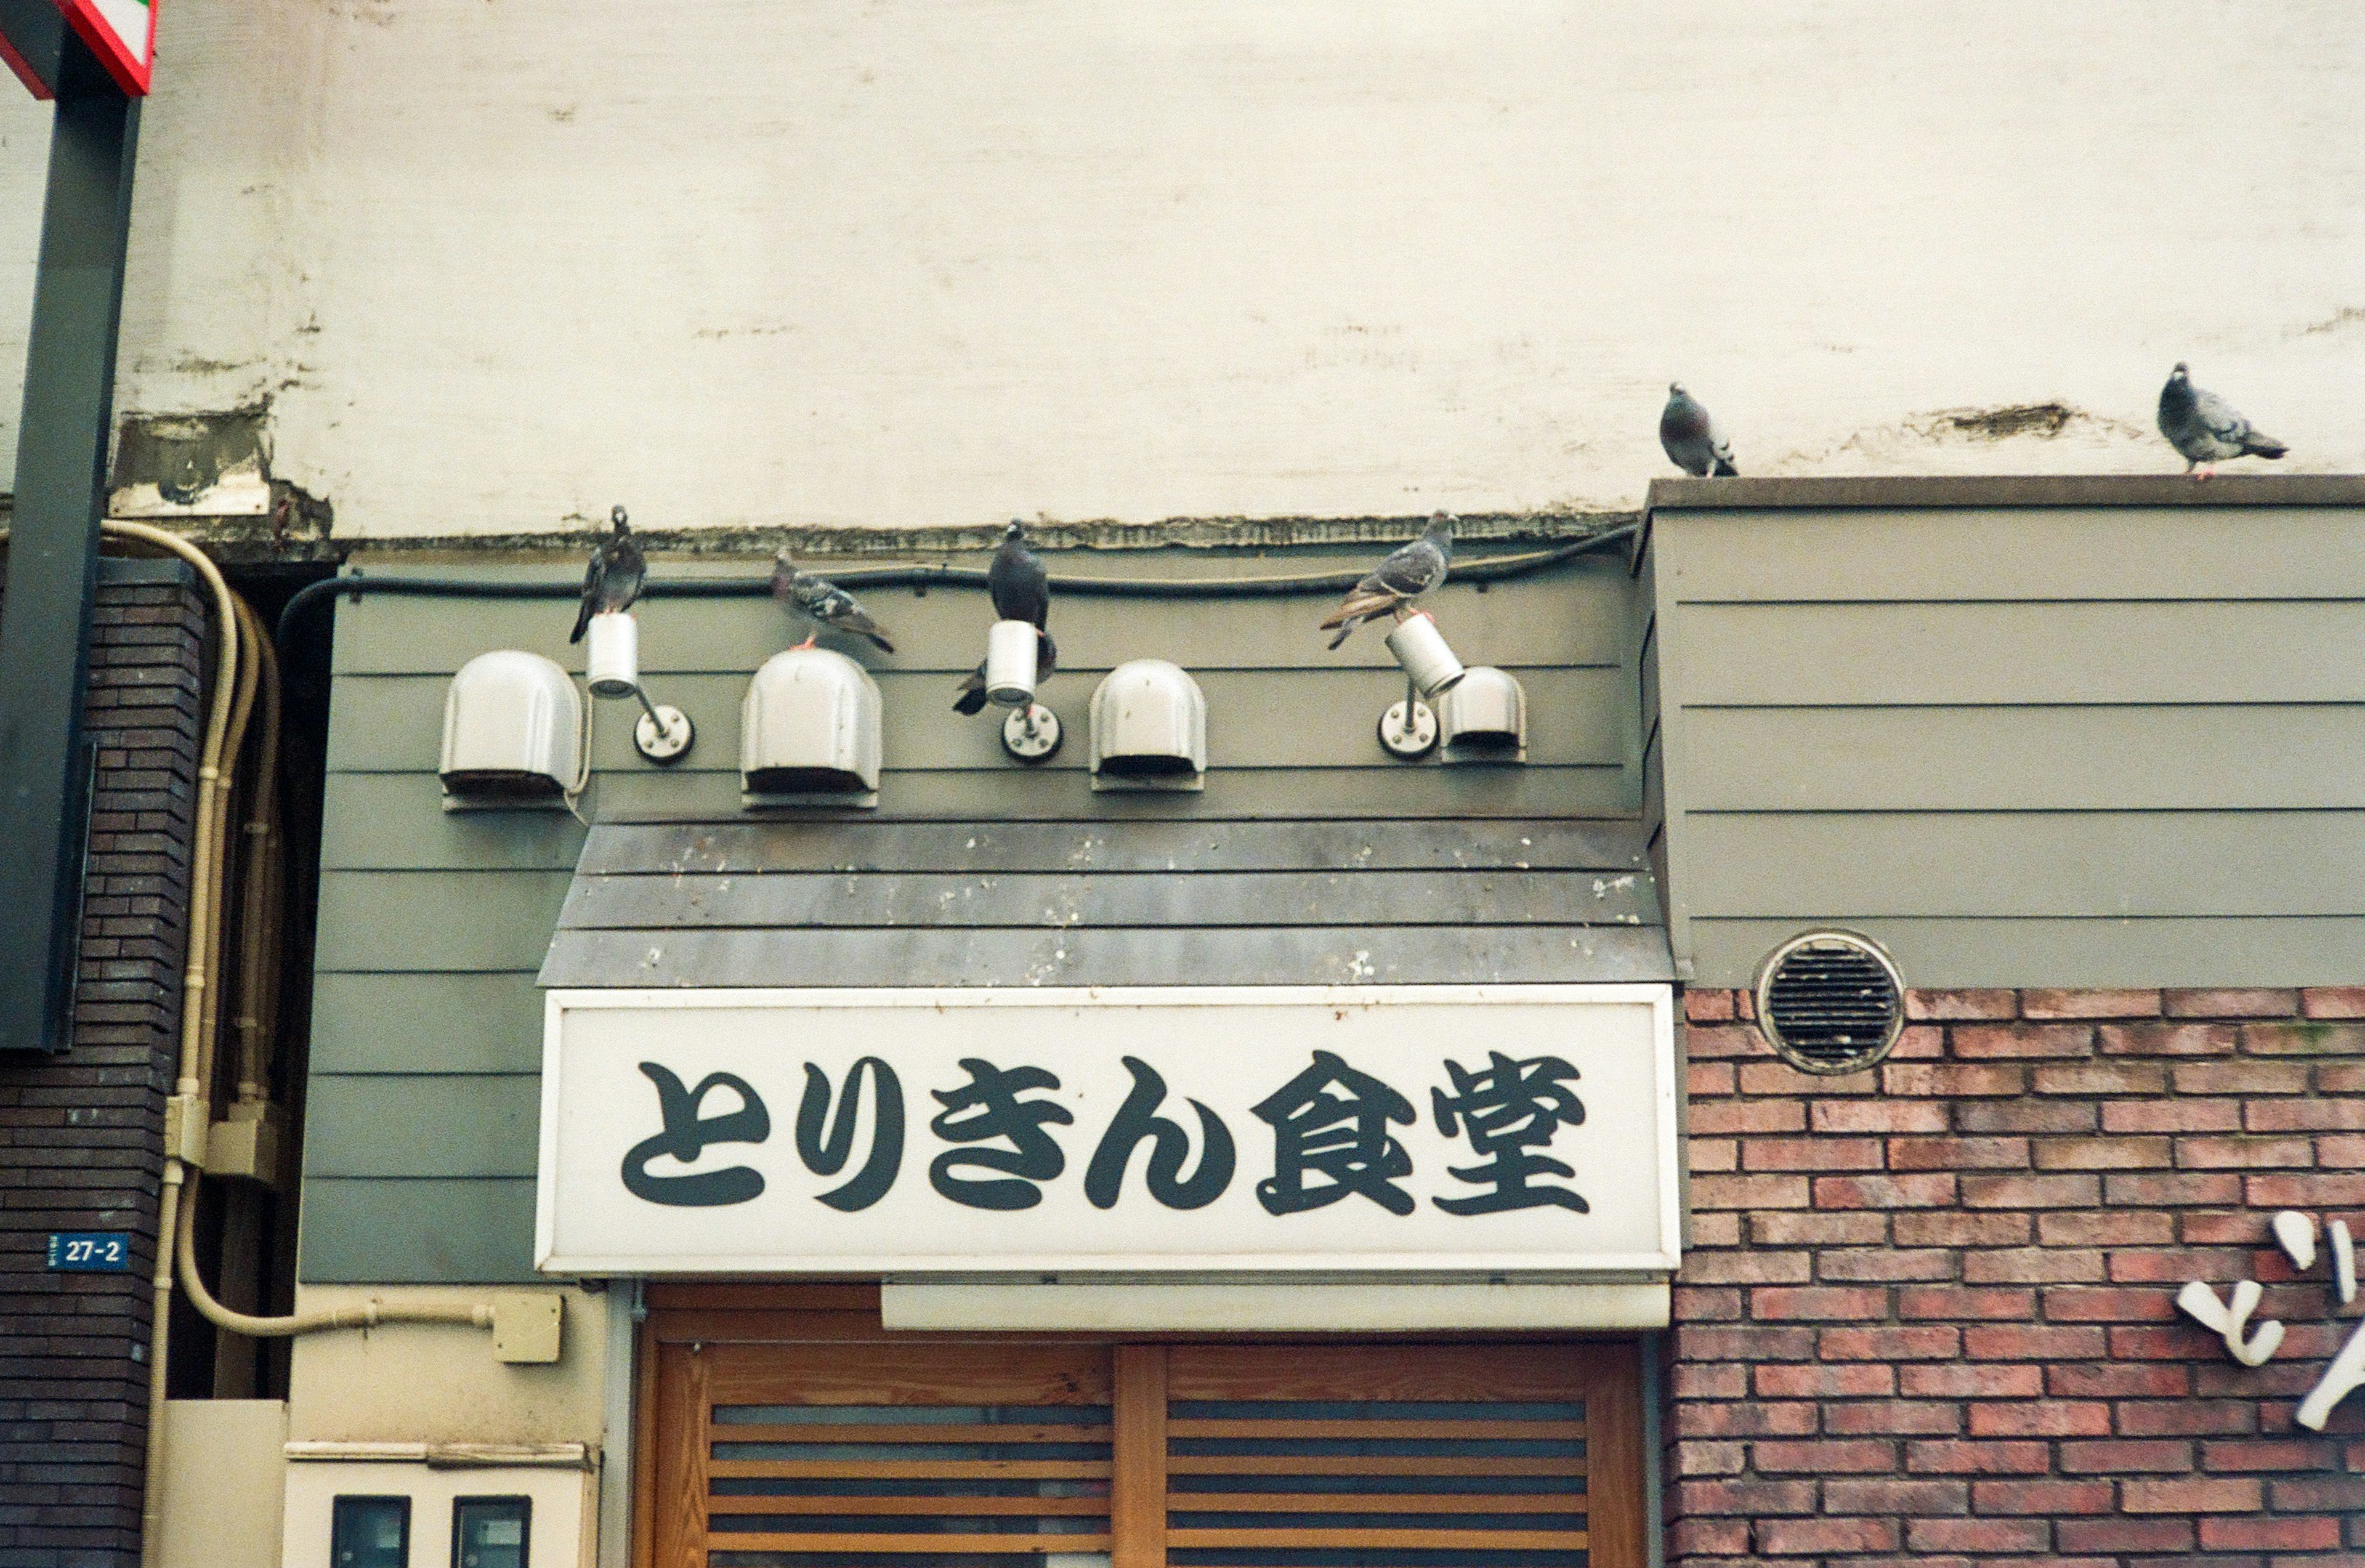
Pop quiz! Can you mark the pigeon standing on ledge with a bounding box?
[771,550,895,653]
[1660,383,1738,477]
[2159,362,2286,477]
[1320,512,1453,650]
[987,520,1057,674]
[570,505,646,643]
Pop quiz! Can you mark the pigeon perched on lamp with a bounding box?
[1660,383,1738,477]
[987,520,1057,674]
[1320,512,1453,651]
[770,550,895,653]
[570,505,646,644]
[2158,363,2286,477]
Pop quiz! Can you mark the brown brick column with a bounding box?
[1666,985,2365,1564]
[0,560,209,1568]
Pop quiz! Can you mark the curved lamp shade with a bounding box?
[742,647,883,806]
[1090,659,1206,792]
[440,650,582,808]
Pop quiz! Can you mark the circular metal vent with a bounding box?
[1753,931,1906,1075]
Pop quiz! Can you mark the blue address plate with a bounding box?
[47,1232,133,1271]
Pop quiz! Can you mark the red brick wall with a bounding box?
[1668,985,2365,1565]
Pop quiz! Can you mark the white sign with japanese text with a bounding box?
[535,985,1680,1276]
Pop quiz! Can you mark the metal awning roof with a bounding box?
[536,817,1672,989]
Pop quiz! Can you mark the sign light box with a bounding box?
[536,985,1681,1277]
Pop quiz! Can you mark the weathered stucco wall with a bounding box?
[7,1,2364,531]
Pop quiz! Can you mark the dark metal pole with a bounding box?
[0,33,139,1054]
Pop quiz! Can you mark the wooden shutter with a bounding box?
[652,1339,1114,1566]
[1157,1344,1641,1568]
[644,1295,1643,1568]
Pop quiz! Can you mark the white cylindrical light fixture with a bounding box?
[584,611,639,698]
[1384,611,1466,698]
[985,619,1040,707]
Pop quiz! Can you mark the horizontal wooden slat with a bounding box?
[314,869,571,971]
[326,666,1627,773]
[537,921,1676,988]
[1169,1527,1584,1550]
[324,762,1638,830]
[559,868,1659,932]
[1168,1420,1583,1441]
[714,1423,1115,1444]
[1170,1344,1600,1402]
[1165,1492,1583,1513]
[706,1532,1111,1554]
[706,1341,1112,1404]
[308,972,544,1075]
[329,556,1628,676]
[1686,913,2365,992]
[1683,810,2365,918]
[576,817,1649,876]
[1679,703,2365,811]
[321,772,589,869]
[1166,1456,1579,1477]
[1651,506,2365,602]
[707,1458,1112,1479]
[302,1073,540,1178]
[1667,600,2365,706]
[708,1495,1109,1517]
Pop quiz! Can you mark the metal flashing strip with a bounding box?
[879,1280,1673,1332]
[1648,472,2365,511]
[283,1441,594,1470]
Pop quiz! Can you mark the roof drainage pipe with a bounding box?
[60,525,518,1568]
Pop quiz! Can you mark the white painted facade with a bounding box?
[0,0,2359,534]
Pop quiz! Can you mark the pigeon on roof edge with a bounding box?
[1660,382,1738,477]
[2159,362,2286,478]
[570,504,646,644]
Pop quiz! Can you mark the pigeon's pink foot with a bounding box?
[2193,464,2216,481]
[793,633,819,650]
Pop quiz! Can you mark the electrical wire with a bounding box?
[273,525,1640,646]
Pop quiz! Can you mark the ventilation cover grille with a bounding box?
[1753,931,1906,1075]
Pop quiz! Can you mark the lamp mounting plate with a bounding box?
[1378,698,1437,760]
[634,706,696,764]
[1001,703,1063,764]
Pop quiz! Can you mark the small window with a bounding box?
[453,1497,532,1568]
[331,1495,410,1568]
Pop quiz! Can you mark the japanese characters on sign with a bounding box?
[2175,1208,2365,1432]
[535,985,1680,1276]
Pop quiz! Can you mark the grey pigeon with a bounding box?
[986,520,1056,674]
[952,661,989,715]
[1321,512,1453,650]
[570,505,646,643]
[2159,362,2286,475]
[1660,383,1737,477]
[770,550,895,653]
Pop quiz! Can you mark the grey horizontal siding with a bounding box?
[302,551,1654,1283]
[310,973,546,1075]
[1667,600,2365,706]
[303,1075,541,1178]
[1649,499,2365,987]
[1681,705,2365,810]
[299,1179,541,1285]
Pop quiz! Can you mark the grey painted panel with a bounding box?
[1665,600,2365,705]
[299,1179,541,1285]
[539,923,1675,988]
[1667,601,2365,706]
[1683,810,2365,918]
[1690,915,2365,992]
[304,1074,541,1178]
[1682,705,2365,810]
[558,868,1660,931]
[576,817,1651,876]
[328,559,1627,677]
[310,972,546,1075]
[321,773,589,870]
[326,666,1628,774]
[314,870,573,972]
[1653,507,2365,602]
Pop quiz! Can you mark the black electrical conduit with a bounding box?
[273,525,1640,649]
